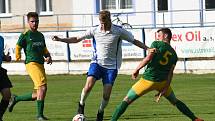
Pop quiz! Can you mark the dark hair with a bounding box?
[27,12,39,20]
[99,10,111,22]
[157,28,172,40]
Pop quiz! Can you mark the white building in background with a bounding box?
[1,0,215,74]
[0,0,215,32]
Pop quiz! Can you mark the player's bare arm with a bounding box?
[44,48,52,65]
[155,65,175,102]
[133,39,148,50]
[44,53,52,65]
[131,52,154,80]
[52,36,82,43]
[133,39,157,53]
[162,65,175,94]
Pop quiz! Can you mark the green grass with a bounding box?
[4,74,215,121]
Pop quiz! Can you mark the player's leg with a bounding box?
[78,76,96,114]
[111,78,153,121]
[96,84,112,121]
[0,67,12,120]
[77,63,100,114]
[164,88,203,121]
[25,62,48,120]
[8,91,36,112]
[0,88,11,120]
[32,63,48,120]
[97,68,117,121]
[36,84,48,120]
[8,63,40,112]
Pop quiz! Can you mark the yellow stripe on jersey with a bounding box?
[15,45,22,61]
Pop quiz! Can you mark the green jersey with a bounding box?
[143,41,178,82]
[17,30,47,64]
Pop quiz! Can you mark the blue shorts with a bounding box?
[87,63,118,85]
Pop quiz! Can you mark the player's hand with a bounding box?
[52,36,60,41]
[15,55,21,61]
[148,48,159,53]
[4,52,11,62]
[131,70,139,80]
[155,92,162,103]
[155,86,168,103]
[45,56,52,65]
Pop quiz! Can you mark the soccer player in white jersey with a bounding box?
[52,10,152,121]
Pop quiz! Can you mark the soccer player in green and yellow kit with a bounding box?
[8,12,52,121]
[111,28,204,121]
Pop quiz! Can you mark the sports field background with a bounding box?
[4,74,215,121]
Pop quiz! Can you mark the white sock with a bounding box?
[79,88,89,105]
[98,99,109,112]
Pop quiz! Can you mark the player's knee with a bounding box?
[32,92,37,100]
[123,96,132,104]
[1,88,11,100]
[2,93,11,100]
[39,85,47,92]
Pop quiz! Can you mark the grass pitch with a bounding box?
[4,74,215,121]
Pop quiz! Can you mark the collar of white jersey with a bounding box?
[97,24,114,34]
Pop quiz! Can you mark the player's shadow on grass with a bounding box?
[84,112,214,121]
[83,113,182,121]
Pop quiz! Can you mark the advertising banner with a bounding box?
[145,27,215,58]
[43,32,68,60]
[1,32,67,61]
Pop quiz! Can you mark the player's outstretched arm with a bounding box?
[131,52,154,80]
[52,36,82,43]
[133,39,157,53]
[133,39,148,50]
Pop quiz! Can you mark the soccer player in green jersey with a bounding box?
[8,12,52,121]
[111,28,204,121]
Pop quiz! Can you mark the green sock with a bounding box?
[37,100,44,117]
[15,92,33,102]
[176,100,197,120]
[111,101,129,121]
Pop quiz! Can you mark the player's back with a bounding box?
[143,41,178,82]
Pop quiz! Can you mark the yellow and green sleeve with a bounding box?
[44,47,50,57]
[15,44,22,61]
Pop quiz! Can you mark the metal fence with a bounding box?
[1,9,215,32]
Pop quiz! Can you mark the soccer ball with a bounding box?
[72,114,86,121]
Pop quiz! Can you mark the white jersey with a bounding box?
[79,24,135,69]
